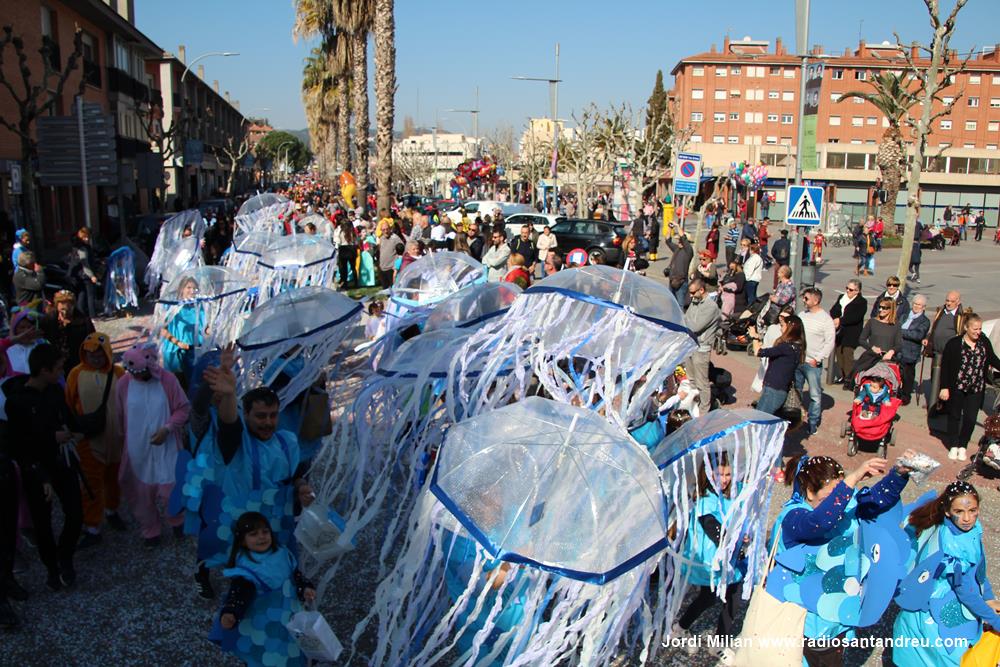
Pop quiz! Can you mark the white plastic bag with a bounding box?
[294,505,354,561]
[286,610,343,662]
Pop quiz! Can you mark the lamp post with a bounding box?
[790,0,810,290]
[512,43,561,213]
[275,140,294,182]
[181,51,239,83]
[447,87,481,158]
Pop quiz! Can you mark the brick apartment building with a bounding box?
[0,0,249,255]
[670,35,1000,225]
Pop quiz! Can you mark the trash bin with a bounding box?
[800,261,817,286]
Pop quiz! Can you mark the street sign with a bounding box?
[10,163,21,195]
[672,152,702,196]
[567,248,588,266]
[785,185,824,226]
[36,102,118,186]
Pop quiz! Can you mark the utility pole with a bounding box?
[511,43,562,213]
[791,0,811,290]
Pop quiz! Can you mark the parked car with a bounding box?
[548,219,627,265]
[445,200,533,224]
[504,213,566,238]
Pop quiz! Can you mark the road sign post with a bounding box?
[672,152,702,197]
[785,184,824,226]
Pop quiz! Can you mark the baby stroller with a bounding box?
[842,362,902,458]
[724,294,773,353]
[958,395,1000,481]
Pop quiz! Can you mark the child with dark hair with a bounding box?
[209,511,315,666]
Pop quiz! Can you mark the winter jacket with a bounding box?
[898,312,931,364]
[829,295,868,348]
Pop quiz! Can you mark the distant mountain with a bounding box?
[281,129,311,149]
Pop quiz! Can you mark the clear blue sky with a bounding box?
[136,0,1000,134]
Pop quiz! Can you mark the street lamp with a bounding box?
[447,87,480,157]
[512,43,561,213]
[273,140,294,181]
[181,51,240,82]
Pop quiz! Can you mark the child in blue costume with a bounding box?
[210,511,315,667]
[677,453,747,651]
[768,452,915,667]
[160,276,204,382]
[893,481,1000,667]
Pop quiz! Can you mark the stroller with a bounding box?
[842,362,902,458]
[958,394,1000,481]
[723,294,774,353]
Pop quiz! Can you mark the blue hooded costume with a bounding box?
[161,304,204,378]
[893,515,1000,667]
[682,483,747,587]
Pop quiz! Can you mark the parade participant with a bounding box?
[65,332,126,548]
[829,279,867,386]
[12,251,45,307]
[811,229,825,264]
[115,344,191,546]
[5,344,84,589]
[795,287,836,436]
[41,290,95,376]
[925,290,967,408]
[771,453,913,667]
[898,294,930,406]
[675,453,745,655]
[848,297,902,385]
[358,225,377,286]
[159,276,203,383]
[3,309,44,376]
[755,314,805,416]
[870,276,910,323]
[893,482,1000,667]
[939,314,1000,461]
[482,229,512,281]
[684,279,720,415]
[209,511,315,667]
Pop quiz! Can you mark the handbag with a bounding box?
[286,610,343,662]
[75,369,114,438]
[960,630,1000,667]
[732,526,806,667]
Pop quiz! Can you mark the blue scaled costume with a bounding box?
[767,466,910,655]
[208,546,306,666]
[682,484,747,588]
[161,304,203,378]
[892,518,1000,667]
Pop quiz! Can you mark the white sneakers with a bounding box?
[958,447,967,461]
[948,447,969,461]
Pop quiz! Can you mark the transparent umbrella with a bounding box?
[423,281,522,332]
[256,234,338,299]
[154,266,250,356]
[237,192,288,217]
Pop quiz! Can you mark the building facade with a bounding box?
[393,132,480,195]
[670,36,1000,225]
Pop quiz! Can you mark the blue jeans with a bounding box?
[671,280,689,308]
[795,362,824,432]
[744,280,759,306]
[755,385,788,416]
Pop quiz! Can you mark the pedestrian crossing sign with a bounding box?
[785,185,824,226]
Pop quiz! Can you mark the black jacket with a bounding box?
[829,295,868,348]
[5,382,80,482]
[940,335,1000,394]
[758,341,801,390]
[771,238,790,265]
[898,313,931,364]
[508,237,534,263]
[468,235,485,261]
[41,312,95,375]
[870,292,910,323]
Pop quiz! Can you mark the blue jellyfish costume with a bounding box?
[208,546,305,667]
[893,517,1000,667]
[103,245,138,314]
[256,235,338,301]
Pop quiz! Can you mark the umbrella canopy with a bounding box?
[651,408,786,471]
[237,192,288,217]
[157,265,249,306]
[423,281,522,332]
[237,285,360,350]
[154,266,250,353]
[295,213,335,239]
[431,396,668,583]
[258,234,337,271]
[390,251,486,306]
[377,329,474,379]
[145,209,206,293]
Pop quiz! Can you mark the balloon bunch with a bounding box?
[729,161,768,191]
[450,156,504,198]
[339,170,357,209]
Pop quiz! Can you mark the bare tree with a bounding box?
[517,124,551,209]
[484,124,516,199]
[0,25,85,235]
[392,147,434,193]
[565,104,605,206]
[894,0,971,283]
[222,131,251,196]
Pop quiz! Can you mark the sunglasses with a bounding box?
[846,287,858,292]
[879,305,891,311]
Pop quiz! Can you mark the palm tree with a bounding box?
[372,0,396,213]
[332,0,374,211]
[837,72,918,227]
[302,48,341,181]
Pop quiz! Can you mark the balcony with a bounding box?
[106,66,148,101]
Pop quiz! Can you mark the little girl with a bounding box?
[812,230,825,264]
[365,301,386,341]
[855,377,891,418]
[209,512,316,667]
[675,453,746,663]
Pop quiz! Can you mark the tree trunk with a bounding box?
[373,0,396,215]
[880,165,901,229]
[337,81,351,173]
[351,31,370,212]
[20,133,43,247]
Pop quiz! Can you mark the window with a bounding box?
[770,66,781,75]
[850,139,863,145]
[852,116,863,127]
[827,152,847,168]
[829,116,841,126]
[846,153,867,169]
[882,117,890,127]
[940,119,952,130]
[830,93,842,103]
[691,89,704,99]
[715,68,727,77]
[942,96,954,105]
[691,135,702,143]
[81,31,101,88]
[866,139,877,144]
[748,89,764,101]
[832,69,844,80]
[853,97,864,104]
[713,135,725,144]
[829,138,840,144]
[782,91,794,101]
[867,116,877,125]
[938,142,951,148]
[713,112,726,122]
[40,6,60,70]
[855,70,867,80]
[783,69,794,79]
[692,66,705,77]
[767,113,779,122]
[731,66,741,75]
[730,89,741,98]
[994,75,1000,85]
[988,144,998,150]
[991,99,1000,108]
[768,90,779,99]
[963,143,976,148]
[691,112,703,122]
[781,114,793,124]
[965,120,977,130]
[729,112,739,120]
[989,122,1000,132]
[766,136,778,144]
[969,75,981,84]
[728,136,739,144]
[968,97,980,107]
[714,89,727,100]
[781,137,793,144]
[753,66,765,77]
